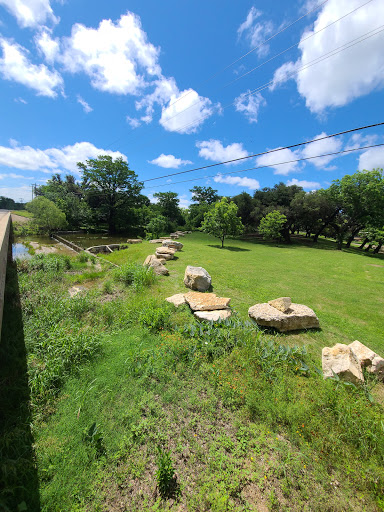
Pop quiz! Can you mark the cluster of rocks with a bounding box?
[322,340,384,384]
[143,239,184,275]
[248,296,320,332]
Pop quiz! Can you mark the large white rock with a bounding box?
[156,247,176,256]
[156,252,174,261]
[143,255,169,275]
[248,303,319,332]
[348,340,376,367]
[194,309,232,322]
[165,293,186,307]
[322,343,364,384]
[184,266,211,291]
[185,291,230,311]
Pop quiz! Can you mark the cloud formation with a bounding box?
[214,174,260,190]
[149,154,192,169]
[0,38,63,97]
[196,140,249,164]
[234,91,265,123]
[237,7,273,57]
[286,178,321,190]
[0,0,58,28]
[271,0,384,112]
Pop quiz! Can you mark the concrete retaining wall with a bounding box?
[0,212,11,341]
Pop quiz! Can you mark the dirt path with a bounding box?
[11,214,30,224]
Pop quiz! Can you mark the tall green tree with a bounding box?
[258,210,287,242]
[201,197,244,247]
[153,191,183,230]
[77,156,143,233]
[190,186,220,205]
[26,197,67,233]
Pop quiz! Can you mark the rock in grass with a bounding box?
[156,252,174,261]
[162,240,183,251]
[369,356,384,380]
[166,293,186,307]
[149,239,163,243]
[143,254,169,275]
[248,302,319,332]
[185,291,230,311]
[268,297,292,313]
[184,266,211,292]
[348,340,376,367]
[194,309,231,322]
[126,239,142,243]
[322,343,364,384]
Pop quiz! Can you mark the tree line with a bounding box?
[11,155,384,252]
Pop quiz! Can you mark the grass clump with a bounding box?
[113,261,157,291]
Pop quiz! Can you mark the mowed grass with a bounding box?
[102,232,384,358]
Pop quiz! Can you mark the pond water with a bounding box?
[64,233,129,249]
[13,233,130,259]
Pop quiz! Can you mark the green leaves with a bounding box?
[201,197,244,247]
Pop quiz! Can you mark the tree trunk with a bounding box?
[373,243,382,254]
[345,227,361,248]
[221,237,224,248]
[364,244,373,252]
[359,237,369,249]
[313,208,340,242]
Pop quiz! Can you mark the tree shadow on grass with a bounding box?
[207,245,250,252]
[0,261,41,511]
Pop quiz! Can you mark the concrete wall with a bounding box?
[0,212,11,341]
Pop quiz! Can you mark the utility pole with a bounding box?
[30,183,37,201]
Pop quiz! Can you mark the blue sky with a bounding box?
[0,0,383,207]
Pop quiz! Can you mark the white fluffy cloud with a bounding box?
[59,12,160,95]
[77,95,92,113]
[301,133,342,168]
[0,185,31,201]
[35,28,60,63]
[272,0,384,112]
[214,174,260,190]
[0,141,126,173]
[237,7,273,57]
[286,178,321,190]
[0,38,63,97]
[256,147,301,175]
[196,140,249,164]
[149,154,192,169]
[159,88,216,134]
[358,146,384,171]
[234,91,265,123]
[0,0,58,28]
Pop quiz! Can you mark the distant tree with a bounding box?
[26,197,67,233]
[153,191,184,230]
[201,197,244,247]
[145,214,168,238]
[78,156,142,233]
[190,186,220,205]
[232,192,256,229]
[0,196,17,210]
[258,210,287,241]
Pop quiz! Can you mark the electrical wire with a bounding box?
[143,121,384,183]
[143,142,384,190]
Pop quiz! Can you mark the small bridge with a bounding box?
[0,211,12,341]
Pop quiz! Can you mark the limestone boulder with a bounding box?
[194,309,232,322]
[149,239,163,244]
[143,254,156,266]
[248,302,319,332]
[156,247,176,256]
[126,239,142,244]
[162,240,183,251]
[150,259,169,276]
[156,252,174,261]
[185,291,230,311]
[322,343,364,384]
[184,266,211,291]
[348,340,376,367]
[268,297,292,313]
[166,293,186,307]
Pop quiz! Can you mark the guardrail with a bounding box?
[0,213,11,341]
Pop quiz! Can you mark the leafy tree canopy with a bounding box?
[258,210,287,241]
[26,197,67,233]
[190,186,220,205]
[201,197,244,247]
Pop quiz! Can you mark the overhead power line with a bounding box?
[143,121,384,183]
[143,142,384,190]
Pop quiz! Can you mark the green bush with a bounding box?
[18,253,71,273]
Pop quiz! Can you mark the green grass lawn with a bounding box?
[102,232,384,358]
[11,209,34,218]
[3,235,384,511]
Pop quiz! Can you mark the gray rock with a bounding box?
[184,265,212,291]
[248,302,319,332]
[162,240,183,251]
[322,343,364,384]
[369,356,384,380]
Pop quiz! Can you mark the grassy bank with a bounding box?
[2,233,384,510]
